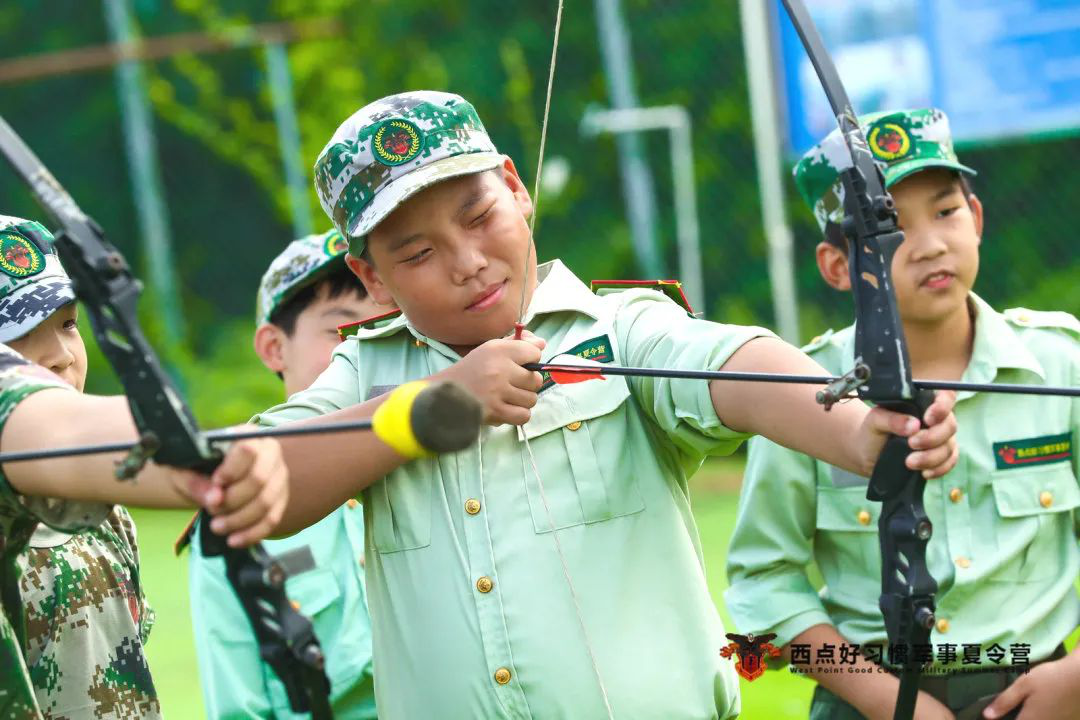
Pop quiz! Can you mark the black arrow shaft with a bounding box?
[0,419,374,466]
[529,363,1080,398]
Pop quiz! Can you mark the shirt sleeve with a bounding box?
[252,341,363,427]
[611,290,777,458]
[188,529,274,719]
[724,435,832,648]
[0,345,111,534]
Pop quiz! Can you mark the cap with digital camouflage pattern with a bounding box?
[0,215,76,343]
[793,108,977,231]
[314,91,502,257]
[255,229,352,326]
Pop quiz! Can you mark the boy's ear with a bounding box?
[815,241,851,291]
[968,192,984,242]
[345,254,395,306]
[253,323,287,374]
[498,155,533,220]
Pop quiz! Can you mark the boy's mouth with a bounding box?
[466,280,508,312]
[920,270,955,290]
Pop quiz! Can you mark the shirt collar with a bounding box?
[520,259,604,324]
[964,292,1045,384]
[834,292,1046,397]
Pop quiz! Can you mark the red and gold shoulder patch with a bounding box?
[590,279,695,316]
[338,308,403,340]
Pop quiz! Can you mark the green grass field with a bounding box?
[134,455,817,718]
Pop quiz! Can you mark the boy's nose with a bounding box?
[451,242,489,283]
[43,331,76,373]
[906,229,948,262]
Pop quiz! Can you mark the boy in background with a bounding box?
[188,230,384,718]
[726,109,1080,720]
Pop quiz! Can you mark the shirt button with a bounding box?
[290,600,302,611]
[936,618,950,634]
[494,667,512,685]
[857,510,871,526]
[476,576,494,593]
[1039,491,1053,508]
[566,421,583,431]
[359,554,365,568]
[347,498,359,509]
[955,556,971,569]
[414,338,426,348]
[949,487,963,503]
[465,498,482,515]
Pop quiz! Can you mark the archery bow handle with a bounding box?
[207,532,334,719]
[868,392,939,650]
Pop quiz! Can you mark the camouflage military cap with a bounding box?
[314,91,502,256]
[793,108,977,230]
[0,215,76,343]
[255,229,352,326]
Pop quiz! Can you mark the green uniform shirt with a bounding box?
[725,294,1080,668]
[189,505,376,719]
[255,260,775,719]
[0,345,160,720]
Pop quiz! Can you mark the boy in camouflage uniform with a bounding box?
[0,215,290,719]
[252,91,960,719]
[189,230,383,718]
[726,109,1080,720]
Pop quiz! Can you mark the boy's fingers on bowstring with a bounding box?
[508,363,544,392]
[503,385,539,411]
[511,329,547,352]
[496,400,532,426]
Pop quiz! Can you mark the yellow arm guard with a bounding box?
[371,381,432,459]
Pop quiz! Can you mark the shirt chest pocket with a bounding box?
[815,484,882,577]
[518,374,645,533]
[369,458,438,554]
[989,462,1080,583]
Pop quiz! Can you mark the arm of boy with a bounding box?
[981,649,1080,719]
[790,624,955,720]
[1,389,288,547]
[262,331,545,534]
[711,337,958,478]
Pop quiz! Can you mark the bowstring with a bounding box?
[514,2,615,718]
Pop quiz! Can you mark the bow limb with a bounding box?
[779,3,936,719]
[0,115,335,720]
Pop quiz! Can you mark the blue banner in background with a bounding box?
[776,0,1080,155]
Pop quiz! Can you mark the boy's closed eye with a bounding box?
[403,248,432,265]
[467,203,495,228]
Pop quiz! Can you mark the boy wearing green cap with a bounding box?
[0,215,289,719]
[726,109,1080,720]
[245,92,961,719]
[188,229,383,719]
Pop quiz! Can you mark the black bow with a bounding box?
[780,2,940,718]
[0,116,335,720]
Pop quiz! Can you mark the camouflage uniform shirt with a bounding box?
[0,344,161,720]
